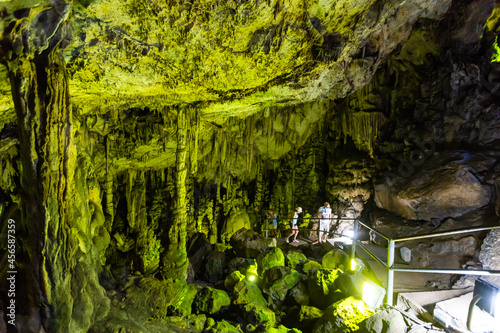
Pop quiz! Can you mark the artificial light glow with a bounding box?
[362,281,385,310]
[246,263,259,282]
[351,259,357,271]
[474,279,500,317]
[342,229,354,245]
[495,296,500,318]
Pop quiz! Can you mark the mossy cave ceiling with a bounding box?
[1,0,500,332]
[2,0,452,117]
[0,0,465,184]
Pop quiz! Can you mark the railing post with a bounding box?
[351,220,358,261]
[265,218,268,238]
[386,239,395,306]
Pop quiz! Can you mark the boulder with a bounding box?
[335,271,370,300]
[322,249,350,271]
[288,282,310,306]
[495,176,500,217]
[303,260,323,274]
[188,314,207,332]
[167,283,199,316]
[296,305,324,331]
[369,210,433,246]
[240,303,276,328]
[230,228,276,258]
[125,277,198,318]
[410,235,478,269]
[221,208,252,244]
[262,266,291,287]
[312,297,373,333]
[202,251,226,283]
[300,241,335,259]
[370,208,494,270]
[232,280,268,308]
[224,270,245,291]
[266,325,303,333]
[192,287,231,315]
[375,151,492,221]
[187,233,213,275]
[226,257,249,274]
[203,319,242,333]
[358,309,407,333]
[308,269,341,309]
[287,305,323,332]
[257,247,285,274]
[478,228,500,286]
[285,251,308,271]
[265,269,303,302]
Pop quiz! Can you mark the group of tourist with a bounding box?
[265,202,334,243]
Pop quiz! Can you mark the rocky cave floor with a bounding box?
[90,227,461,333]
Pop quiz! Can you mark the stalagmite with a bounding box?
[162,107,189,280]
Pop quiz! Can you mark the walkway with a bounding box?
[274,235,458,295]
[351,242,457,293]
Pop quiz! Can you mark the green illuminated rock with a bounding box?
[193,287,231,315]
[224,270,246,291]
[240,303,276,328]
[285,251,308,271]
[303,260,323,274]
[296,305,324,331]
[232,280,268,309]
[312,297,373,333]
[308,269,341,309]
[258,247,286,274]
[204,319,243,333]
[322,249,350,271]
[265,269,304,302]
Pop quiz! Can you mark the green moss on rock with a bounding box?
[258,247,286,274]
[285,251,308,271]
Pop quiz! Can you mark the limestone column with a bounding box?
[162,106,189,280]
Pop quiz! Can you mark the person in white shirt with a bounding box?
[318,202,332,243]
[286,207,302,243]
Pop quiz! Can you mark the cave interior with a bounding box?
[1,0,500,332]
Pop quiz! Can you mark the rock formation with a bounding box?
[0,0,499,332]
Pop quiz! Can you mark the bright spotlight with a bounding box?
[474,279,500,317]
[246,264,258,282]
[351,258,357,271]
[342,229,354,245]
[467,279,500,331]
[362,281,386,310]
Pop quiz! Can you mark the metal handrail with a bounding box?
[350,220,500,306]
[260,217,357,238]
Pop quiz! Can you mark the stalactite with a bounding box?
[105,136,114,228]
[212,189,220,244]
[337,109,387,157]
[192,110,199,175]
[254,164,264,213]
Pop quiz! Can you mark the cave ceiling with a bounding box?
[0,0,499,191]
[1,0,453,121]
